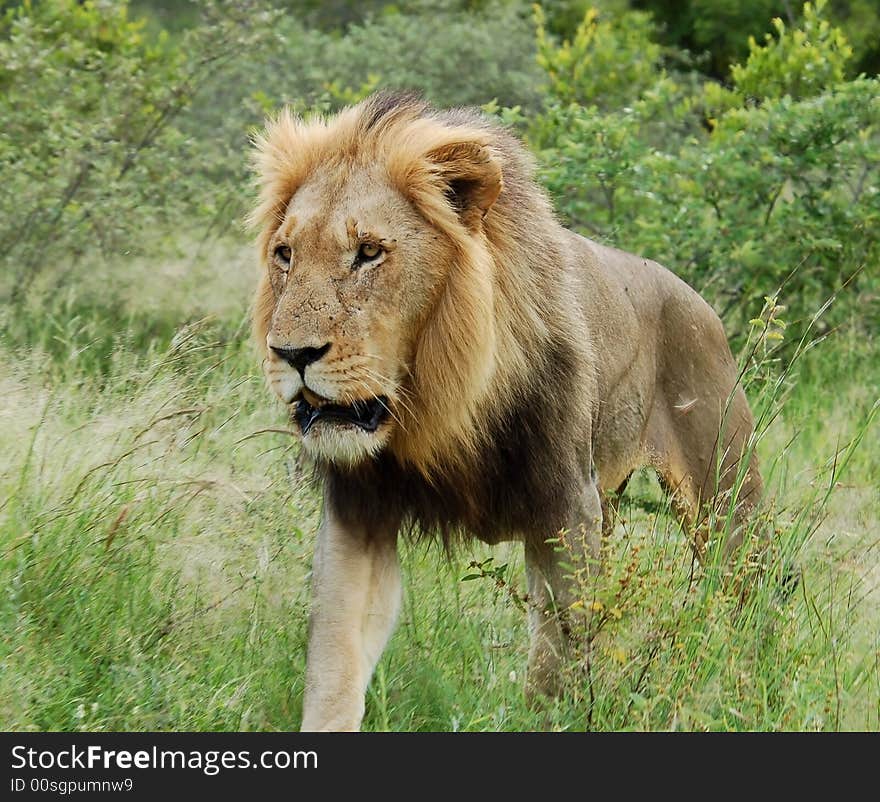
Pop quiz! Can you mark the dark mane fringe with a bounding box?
[359,89,426,134]
[323,337,587,549]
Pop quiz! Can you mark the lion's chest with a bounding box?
[326,420,586,546]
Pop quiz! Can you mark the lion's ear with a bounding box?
[426,140,502,231]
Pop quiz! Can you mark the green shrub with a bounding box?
[633,0,879,79]
[526,1,879,330]
[324,2,542,109]
[0,0,276,302]
[535,3,662,109]
[732,0,853,101]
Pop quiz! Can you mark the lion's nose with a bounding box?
[270,343,331,378]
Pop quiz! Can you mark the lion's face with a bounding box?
[263,165,453,465]
[253,98,506,471]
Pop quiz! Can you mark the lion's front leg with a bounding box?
[524,479,602,701]
[300,500,401,732]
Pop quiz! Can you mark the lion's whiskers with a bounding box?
[353,364,418,424]
[304,365,410,431]
[354,354,417,408]
[335,378,408,433]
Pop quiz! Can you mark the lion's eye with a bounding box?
[357,242,382,262]
[274,244,292,270]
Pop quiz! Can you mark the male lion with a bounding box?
[250,91,763,731]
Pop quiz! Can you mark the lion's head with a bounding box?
[250,92,558,473]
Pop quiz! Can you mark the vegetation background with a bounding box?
[0,0,877,731]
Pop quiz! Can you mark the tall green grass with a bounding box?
[0,253,877,731]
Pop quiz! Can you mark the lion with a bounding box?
[249,91,763,731]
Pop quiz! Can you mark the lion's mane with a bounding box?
[251,92,596,545]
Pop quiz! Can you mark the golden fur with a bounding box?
[248,92,764,729]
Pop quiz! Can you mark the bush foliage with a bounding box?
[1,0,877,332]
[0,0,277,300]
[530,1,878,323]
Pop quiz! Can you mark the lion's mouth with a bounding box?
[293,389,391,435]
